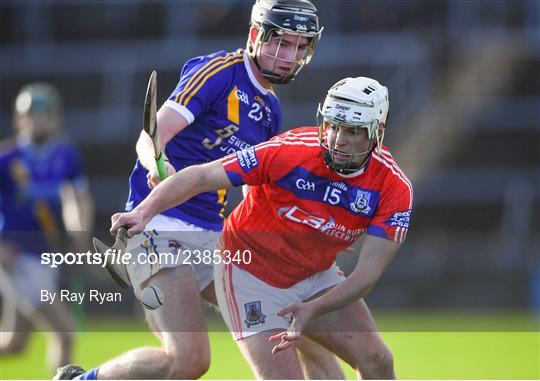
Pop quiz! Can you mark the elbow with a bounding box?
[364,274,382,296]
[352,271,380,299]
[363,282,376,296]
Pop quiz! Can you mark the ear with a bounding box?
[249,27,259,44]
[378,122,386,133]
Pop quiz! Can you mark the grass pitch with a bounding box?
[0,312,538,379]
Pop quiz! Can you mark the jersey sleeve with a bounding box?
[366,176,413,244]
[220,135,300,187]
[164,51,242,124]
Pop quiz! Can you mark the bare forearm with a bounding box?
[76,191,95,231]
[309,237,400,317]
[134,165,203,220]
[136,107,189,171]
[111,160,230,236]
[308,270,377,317]
[61,185,94,231]
[136,131,159,171]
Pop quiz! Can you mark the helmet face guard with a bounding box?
[252,28,320,84]
[317,77,389,174]
[248,0,323,84]
[317,108,379,175]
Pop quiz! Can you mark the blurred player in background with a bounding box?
[56,0,345,379]
[110,76,413,379]
[0,83,94,372]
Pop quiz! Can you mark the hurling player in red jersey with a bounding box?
[111,76,413,379]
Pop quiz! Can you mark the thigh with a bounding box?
[141,265,210,356]
[237,330,304,379]
[36,301,75,333]
[304,298,388,369]
[0,305,32,349]
[7,252,59,309]
[214,262,295,340]
[200,280,217,306]
[295,335,345,380]
[126,216,218,295]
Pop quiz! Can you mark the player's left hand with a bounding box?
[110,210,147,238]
[147,160,175,189]
[269,301,317,354]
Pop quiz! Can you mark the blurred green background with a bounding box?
[1,313,538,379]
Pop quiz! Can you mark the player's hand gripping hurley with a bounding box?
[93,70,168,288]
[92,225,130,288]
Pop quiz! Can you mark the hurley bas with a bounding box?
[41,289,122,305]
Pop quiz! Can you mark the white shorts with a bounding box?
[126,214,220,294]
[0,252,60,308]
[214,261,346,340]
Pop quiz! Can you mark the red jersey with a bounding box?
[220,127,413,288]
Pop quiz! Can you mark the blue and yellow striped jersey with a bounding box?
[126,49,282,231]
[0,138,87,253]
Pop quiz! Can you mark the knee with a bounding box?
[359,346,395,379]
[0,335,28,354]
[166,350,210,379]
[54,331,75,348]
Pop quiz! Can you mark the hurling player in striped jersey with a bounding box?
[1,83,94,373]
[109,76,413,379]
[54,1,347,380]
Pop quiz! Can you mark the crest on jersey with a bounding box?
[168,240,182,252]
[244,301,266,328]
[350,190,372,215]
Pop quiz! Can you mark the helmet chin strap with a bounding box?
[325,140,376,174]
[375,126,385,154]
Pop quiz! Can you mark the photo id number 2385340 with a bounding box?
[183,249,252,265]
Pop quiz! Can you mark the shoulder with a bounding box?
[0,138,23,168]
[371,147,413,202]
[261,126,320,153]
[181,49,245,80]
[276,126,319,144]
[251,127,321,166]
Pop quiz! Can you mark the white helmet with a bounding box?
[318,77,389,173]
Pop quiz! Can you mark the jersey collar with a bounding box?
[243,50,269,95]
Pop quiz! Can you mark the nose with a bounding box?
[334,129,348,147]
[277,44,297,62]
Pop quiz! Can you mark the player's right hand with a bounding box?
[147,161,176,189]
[110,210,147,238]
